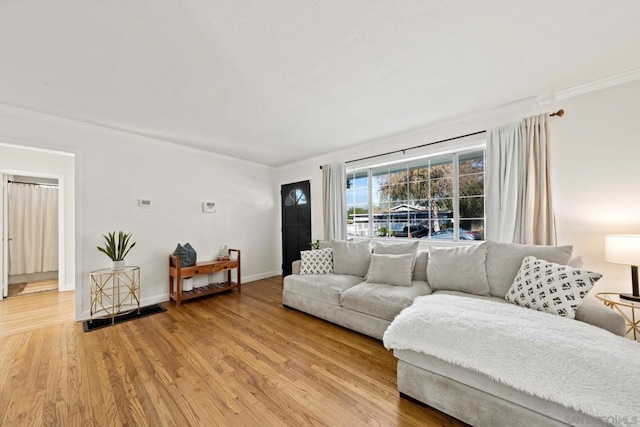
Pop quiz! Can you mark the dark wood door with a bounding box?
[281,181,311,276]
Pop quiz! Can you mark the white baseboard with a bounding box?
[243,271,280,283]
[59,282,75,292]
[77,274,281,321]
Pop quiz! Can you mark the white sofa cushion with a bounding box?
[505,256,601,318]
[427,243,490,296]
[319,240,371,277]
[366,253,414,287]
[412,250,429,282]
[485,240,572,298]
[340,280,432,321]
[283,274,363,306]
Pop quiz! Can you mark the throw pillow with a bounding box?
[299,248,334,275]
[427,243,490,296]
[366,253,413,287]
[373,241,419,273]
[505,256,601,319]
[485,240,573,298]
[173,243,197,267]
[319,240,371,277]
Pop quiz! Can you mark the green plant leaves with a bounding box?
[97,231,136,261]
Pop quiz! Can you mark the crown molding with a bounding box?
[0,103,274,170]
[2,67,640,169]
[553,68,640,101]
[347,68,640,152]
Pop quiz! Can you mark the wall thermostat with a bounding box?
[138,199,151,207]
[202,202,216,213]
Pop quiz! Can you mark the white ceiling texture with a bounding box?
[1,1,639,167]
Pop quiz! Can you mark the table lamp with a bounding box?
[605,234,640,302]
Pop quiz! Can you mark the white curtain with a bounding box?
[519,114,556,245]
[486,114,556,245]
[322,162,347,241]
[486,122,523,242]
[8,183,59,275]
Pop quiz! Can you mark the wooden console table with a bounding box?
[169,249,241,306]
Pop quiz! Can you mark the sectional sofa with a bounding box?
[282,239,632,426]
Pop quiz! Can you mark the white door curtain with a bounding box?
[486,113,556,245]
[322,162,348,241]
[8,183,58,275]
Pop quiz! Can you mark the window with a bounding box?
[346,148,485,241]
[285,189,307,206]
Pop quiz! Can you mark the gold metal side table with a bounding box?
[596,292,640,340]
[90,266,141,324]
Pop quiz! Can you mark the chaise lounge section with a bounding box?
[282,239,631,426]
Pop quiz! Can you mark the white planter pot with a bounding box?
[111,260,125,270]
[183,277,194,292]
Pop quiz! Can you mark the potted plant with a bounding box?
[97,231,136,270]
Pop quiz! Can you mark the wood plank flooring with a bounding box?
[0,276,462,426]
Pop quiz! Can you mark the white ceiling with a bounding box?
[1,1,639,167]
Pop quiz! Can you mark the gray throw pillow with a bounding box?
[319,239,371,277]
[173,243,197,267]
[427,243,490,296]
[366,253,413,287]
[373,241,419,273]
[485,240,572,298]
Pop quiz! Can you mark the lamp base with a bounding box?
[619,293,640,302]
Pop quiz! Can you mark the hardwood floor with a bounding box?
[0,276,461,426]
[0,290,75,337]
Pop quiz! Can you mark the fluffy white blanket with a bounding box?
[383,294,640,426]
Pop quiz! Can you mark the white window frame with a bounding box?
[346,141,486,241]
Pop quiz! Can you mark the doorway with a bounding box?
[5,175,59,298]
[281,181,311,276]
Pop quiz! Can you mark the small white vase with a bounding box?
[111,260,125,270]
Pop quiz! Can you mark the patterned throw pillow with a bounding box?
[173,243,197,267]
[300,248,334,275]
[505,256,601,318]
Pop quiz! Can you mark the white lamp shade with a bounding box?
[605,235,640,265]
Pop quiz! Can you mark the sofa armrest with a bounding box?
[291,260,301,275]
[575,298,626,336]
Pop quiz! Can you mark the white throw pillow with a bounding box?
[299,248,334,275]
[366,253,414,287]
[505,256,601,319]
[319,240,371,277]
[427,243,490,296]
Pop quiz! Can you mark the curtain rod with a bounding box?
[319,109,564,169]
[8,180,58,187]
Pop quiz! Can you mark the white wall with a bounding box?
[0,107,280,319]
[277,79,640,294]
[552,79,640,294]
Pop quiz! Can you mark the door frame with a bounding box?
[0,170,66,299]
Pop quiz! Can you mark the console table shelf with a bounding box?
[169,249,241,306]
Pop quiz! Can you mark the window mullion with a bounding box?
[453,153,460,241]
[368,168,373,238]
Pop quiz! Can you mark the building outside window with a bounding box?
[346,148,485,241]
